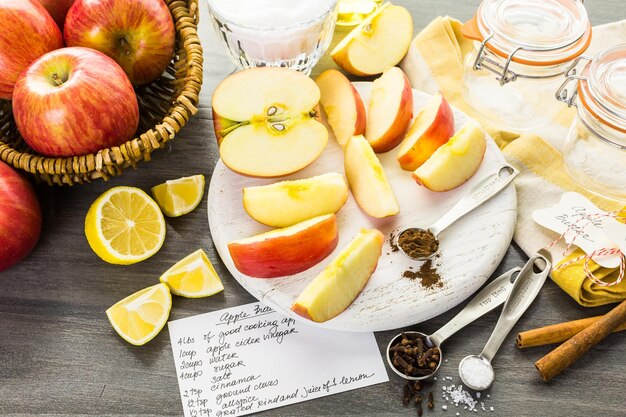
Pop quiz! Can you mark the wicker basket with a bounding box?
[0,0,203,186]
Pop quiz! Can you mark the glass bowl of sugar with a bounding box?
[206,0,338,74]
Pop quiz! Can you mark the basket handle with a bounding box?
[189,0,199,25]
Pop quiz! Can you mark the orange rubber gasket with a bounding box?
[461,13,592,67]
[578,81,626,134]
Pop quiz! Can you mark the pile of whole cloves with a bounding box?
[389,332,441,377]
[402,380,434,416]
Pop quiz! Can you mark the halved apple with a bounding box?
[345,135,399,218]
[227,214,338,278]
[315,69,366,147]
[331,4,413,77]
[242,173,349,228]
[212,67,328,177]
[365,67,413,153]
[412,122,487,192]
[291,228,384,323]
[397,93,455,171]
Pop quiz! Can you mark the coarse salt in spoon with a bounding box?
[459,249,552,390]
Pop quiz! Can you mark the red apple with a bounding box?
[365,67,414,153]
[0,161,42,272]
[64,0,175,85]
[36,0,75,28]
[12,47,139,157]
[397,93,455,171]
[0,0,63,100]
[228,214,339,278]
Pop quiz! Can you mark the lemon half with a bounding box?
[85,186,166,265]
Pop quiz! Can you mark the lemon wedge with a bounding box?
[160,249,224,298]
[85,186,166,265]
[106,283,172,346]
[151,175,205,217]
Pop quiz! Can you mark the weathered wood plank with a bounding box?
[1,1,624,416]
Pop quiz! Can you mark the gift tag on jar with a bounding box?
[532,192,622,268]
[604,223,626,257]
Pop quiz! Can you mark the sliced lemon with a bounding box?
[160,249,225,298]
[106,283,172,346]
[85,186,166,265]
[151,175,205,217]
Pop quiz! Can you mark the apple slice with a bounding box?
[243,173,349,228]
[345,135,399,218]
[365,67,413,153]
[331,4,413,77]
[412,122,487,192]
[227,214,338,278]
[213,67,328,178]
[291,228,384,323]
[397,93,455,171]
[315,69,366,147]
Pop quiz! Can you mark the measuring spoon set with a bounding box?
[387,164,553,390]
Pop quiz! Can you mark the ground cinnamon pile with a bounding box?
[403,260,443,290]
[398,229,439,259]
[389,231,400,253]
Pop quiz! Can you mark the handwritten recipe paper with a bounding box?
[168,302,389,417]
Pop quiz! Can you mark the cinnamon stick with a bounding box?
[535,299,626,382]
[517,316,626,348]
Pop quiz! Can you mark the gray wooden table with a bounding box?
[2,1,625,416]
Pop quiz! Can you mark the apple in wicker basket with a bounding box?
[12,47,139,158]
[35,0,75,28]
[0,0,63,100]
[0,161,42,272]
[64,0,176,85]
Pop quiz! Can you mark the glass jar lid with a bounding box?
[465,0,591,66]
[578,44,626,133]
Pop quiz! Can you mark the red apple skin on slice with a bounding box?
[331,5,413,77]
[228,214,338,278]
[397,93,455,171]
[315,69,366,147]
[366,67,414,153]
[412,122,487,192]
[291,228,384,323]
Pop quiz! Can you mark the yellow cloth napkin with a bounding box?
[400,17,626,307]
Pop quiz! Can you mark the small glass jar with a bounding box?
[556,44,626,202]
[461,0,591,132]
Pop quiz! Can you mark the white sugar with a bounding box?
[209,0,336,28]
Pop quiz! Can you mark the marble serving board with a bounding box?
[208,83,517,332]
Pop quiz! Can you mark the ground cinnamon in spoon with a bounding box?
[398,229,439,259]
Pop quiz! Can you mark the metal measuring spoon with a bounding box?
[386,266,522,381]
[396,164,518,260]
[458,249,552,390]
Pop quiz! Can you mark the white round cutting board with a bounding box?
[208,83,517,332]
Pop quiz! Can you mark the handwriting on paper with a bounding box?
[168,302,388,417]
